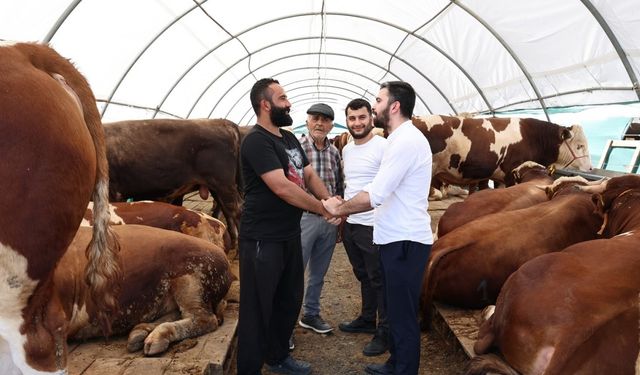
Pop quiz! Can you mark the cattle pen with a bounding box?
[66,194,479,375]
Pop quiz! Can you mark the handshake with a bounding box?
[320,196,345,225]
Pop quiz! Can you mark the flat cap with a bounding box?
[307,103,334,120]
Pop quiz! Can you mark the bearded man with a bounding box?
[237,78,340,375]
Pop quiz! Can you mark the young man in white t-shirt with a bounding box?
[338,98,389,357]
[324,82,432,375]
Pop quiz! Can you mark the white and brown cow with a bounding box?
[104,118,242,248]
[469,175,640,375]
[412,115,592,187]
[436,161,554,238]
[83,201,232,253]
[58,225,233,356]
[420,177,603,325]
[0,42,121,374]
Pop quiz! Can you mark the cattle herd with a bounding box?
[1,42,637,374]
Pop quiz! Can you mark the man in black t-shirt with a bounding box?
[237,78,341,375]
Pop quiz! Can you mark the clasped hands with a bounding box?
[321,196,344,225]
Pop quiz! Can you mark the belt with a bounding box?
[303,210,321,216]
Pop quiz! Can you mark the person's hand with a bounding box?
[322,196,343,216]
[320,203,342,226]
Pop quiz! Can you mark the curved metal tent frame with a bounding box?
[4,0,638,126]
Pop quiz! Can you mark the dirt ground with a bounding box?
[265,242,470,375]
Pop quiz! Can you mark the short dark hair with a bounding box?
[250,78,279,115]
[344,98,372,117]
[380,81,415,119]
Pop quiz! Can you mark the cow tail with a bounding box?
[464,354,520,375]
[85,124,122,336]
[420,246,459,329]
[86,173,122,336]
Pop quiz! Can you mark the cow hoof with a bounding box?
[215,300,228,325]
[144,338,170,356]
[127,328,151,352]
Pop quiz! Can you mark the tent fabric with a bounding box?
[1,0,638,127]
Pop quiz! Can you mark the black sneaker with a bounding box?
[362,329,389,356]
[338,316,376,334]
[299,315,333,334]
[289,335,295,351]
[364,362,394,375]
[266,355,312,375]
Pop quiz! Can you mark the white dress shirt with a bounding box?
[363,120,433,245]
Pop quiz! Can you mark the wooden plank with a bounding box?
[81,358,131,375]
[122,358,172,375]
[433,302,483,359]
[168,303,238,375]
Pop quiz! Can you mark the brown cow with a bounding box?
[0,42,121,374]
[58,225,232,356]
[420,177,603,324]
[104,118,242,248]
[468,175,640,375]
[82,201,232,253]
[412,115,592,187]
[436,161,554,238]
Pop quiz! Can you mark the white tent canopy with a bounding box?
[1,0,639,127]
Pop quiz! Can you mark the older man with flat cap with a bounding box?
[296,103,344,336]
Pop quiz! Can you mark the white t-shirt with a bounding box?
[363,120,433,245]
[343,135,388,226]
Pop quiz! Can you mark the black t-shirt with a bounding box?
[239,125,310,241]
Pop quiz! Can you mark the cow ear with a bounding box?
[560,127,573,140]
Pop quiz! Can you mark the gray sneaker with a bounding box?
[266,355,312,375]
[299,314,333,334]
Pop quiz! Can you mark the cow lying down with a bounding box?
[83,201,232,253]
[57,225,233,355]
[436,161,554,238]
[468,174,640,375]
[420,177,604,325]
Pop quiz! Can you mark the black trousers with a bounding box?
[342,223,387,328]
[380,241,431,375]
[236,237,304,375]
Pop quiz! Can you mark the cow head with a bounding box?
[592,175,640,215]
[542,176,589,199]
[557,125,592,171]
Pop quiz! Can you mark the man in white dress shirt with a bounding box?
[323,81,432,375]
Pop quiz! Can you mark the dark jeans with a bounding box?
[342,223,387,328]
[237,237,304,375]
[379,241,431,375]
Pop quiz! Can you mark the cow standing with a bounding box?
[469,175,640,375]
[58,226,232,356]
[0,42,121,374]
[104,118,242,248]
[412,115,592,187]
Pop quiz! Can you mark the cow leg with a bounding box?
[127,311,181,352]
[208,185,240,249]
[142,274,221,356]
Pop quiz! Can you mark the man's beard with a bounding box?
[270,104,293,127]
[373,106,389,129]
[348,124,374,139]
